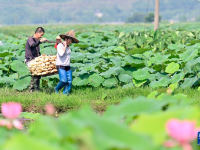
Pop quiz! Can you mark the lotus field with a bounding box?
[1,24,200,90]
[1,24,200,150]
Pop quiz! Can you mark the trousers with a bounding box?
[26,61,41,92]
[55,68,72,95]
[29,76,41,92]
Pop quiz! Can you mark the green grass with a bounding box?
[0,86,154,114]
[0,87,200,114]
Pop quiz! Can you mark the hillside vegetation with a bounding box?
[0,0,200,25]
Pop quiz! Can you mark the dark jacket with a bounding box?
[25,36,41,63]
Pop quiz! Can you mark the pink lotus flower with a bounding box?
[0,102,23,130]
[164,119,200,150]
[2,102,22,119]
[45,104,55,116]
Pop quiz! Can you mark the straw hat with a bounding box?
[55,36,61,40]
[59,30,79,43]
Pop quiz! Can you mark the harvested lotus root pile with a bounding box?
[28,54,58,76]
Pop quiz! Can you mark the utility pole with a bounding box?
[154,0,159,31]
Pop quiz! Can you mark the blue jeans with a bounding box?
[55,68,72,95]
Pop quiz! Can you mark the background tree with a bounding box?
[126,12,145,23]
[0,0,199,25]
[196,15,200,22]
[145,12,162,23]
[179,16,187,22]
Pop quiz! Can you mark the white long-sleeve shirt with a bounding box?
[56,43,71,66]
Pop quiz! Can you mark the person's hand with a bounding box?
[63,41,67,47]
[40,38,47,43]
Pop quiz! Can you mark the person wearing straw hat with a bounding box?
[54,30,79,95]
[54,35,62,49]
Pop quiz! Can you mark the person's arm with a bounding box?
[62,41,68,53]
[28,37,47,48]
[28,38,40,48]
[57,43,66,56]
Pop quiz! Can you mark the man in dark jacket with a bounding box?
[25,27,47,92]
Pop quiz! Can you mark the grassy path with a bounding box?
[0,87,200,114]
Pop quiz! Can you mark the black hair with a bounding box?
[65,37,73,42]
[35,27,45,33]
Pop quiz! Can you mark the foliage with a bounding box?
[0,94,200,150]
[196,15,200,22]
[2,24,200,91]
[125,12,145,23]
[1,0,200,25]
[145,12,162,23]
[179,16,187,22]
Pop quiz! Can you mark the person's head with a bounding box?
[59,30,79,45]
[34,27,45,39]
[65,37,72,46]
[55,36,61,43]
[56,39,61,43]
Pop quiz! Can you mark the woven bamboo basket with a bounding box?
[27,54,58,77]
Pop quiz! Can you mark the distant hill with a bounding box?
[0,0,200,25]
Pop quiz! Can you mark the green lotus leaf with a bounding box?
[147,91,159,99]
[150,77,170,88]
[150,54,170,64]
[122,83,134,88]
[132,79,147,87]
[132,69,150,80]
[135,36,146,47]
[124,55,143,65]
[100,71,112,78]
[168,44,178,50]
[171,73,185,84]
[74,70,88,76]
[130,107,199,144]
[13,76,31,91]
[105,97,165,120]
[86,53,102,59]
[102,78,118,88]
[165,62,180,74]
[71,52,85,61]
[10,60,30,76]
[80,64,97,71]
[88,73,104,87]
[0,64,8,71]
[118,71,132,83]
[99,46,114,55]
[128,48,151,55]
[42,47,56,55]
[90,36,103,45]
[184,57,200,73]
[72,73,89,86]
[181,76,197,89]
[113,46,126,53]
[78,32,93,38]
[110,57,122,67]
[100,67,124,78]
[0,76,15,85]
[74,43,90,49]
[180,49,198,62]
[70,63,84,68]
[0,52,12,57]
[0,43,15,51]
